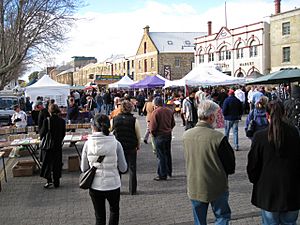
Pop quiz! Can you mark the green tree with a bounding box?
[28,71,39,81]
[0,0,83,89]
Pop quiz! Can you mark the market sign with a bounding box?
[95,74,122,81]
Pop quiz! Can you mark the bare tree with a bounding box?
[0,0,83,89]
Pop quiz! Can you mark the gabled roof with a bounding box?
[149,32,206,53]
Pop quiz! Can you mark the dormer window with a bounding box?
[167,41,173,45]
[185,40,191,45]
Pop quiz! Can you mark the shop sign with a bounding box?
[240,62,254,67]
[95,74,122,81]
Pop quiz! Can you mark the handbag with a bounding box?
[246,119,256,137]
[79,155,105,189]
[40,118,53,151]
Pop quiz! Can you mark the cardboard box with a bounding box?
[18,149,31,157]
[17,160,37,171]
[0,147,13,157]
[12,161,34,177]
[68,155,80,172]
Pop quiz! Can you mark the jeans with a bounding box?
[124,151,137,195]
[89,188,120,225]
[224,120,239,149]
[191,191,231,225]
[96,103,102,113]
[104,104,112,115]
[261,210,299,225]
[144,122,150,142]
[154,135,172,178]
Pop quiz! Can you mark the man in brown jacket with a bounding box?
[150,97,175,181]
[183,100,235,225]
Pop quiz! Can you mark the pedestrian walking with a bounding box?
[81,114,127,225]
[112,100,141,195]
[182,89,198,130]
[142,95,154,144]
[247,100,300,225]
[222,89,243,151]
[40,104,66,188]
[183,100,235,225]
[149,97,175,180]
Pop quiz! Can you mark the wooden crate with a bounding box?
[68,155,80,172]
[12,162,34,177]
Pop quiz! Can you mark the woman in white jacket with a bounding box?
[81,114,127,225]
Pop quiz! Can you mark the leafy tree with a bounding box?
[28,71,39,81]
[0,0,83,89]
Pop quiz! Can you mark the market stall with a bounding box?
[108,75,135,89]
[25,75,70,107]
[131,75,166,89]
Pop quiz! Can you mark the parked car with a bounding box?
[0,96,20,126]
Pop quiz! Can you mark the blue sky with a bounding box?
[26,0,300,78]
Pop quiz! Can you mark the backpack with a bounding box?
[253,109,268,131]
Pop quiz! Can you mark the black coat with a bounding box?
[40,115,66,180]
[38,108,50,134]
[247,122,300,211]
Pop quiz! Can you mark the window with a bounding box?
[151,58,154,68]
[138,60,141,70]
[282,47,290,62]
[208,53,214,62]
[131,60,134,68]
[123,62,126,70]
[144,42,147,53]
[144,59,147,72]
[175,57,180,67]
[219,49,225,61]
[226,50,231,60]
[199,55,204,63]
[237,48,243,59]
[249,46,257,57]
[282,22,290,35]
[89,74,94,79]
[119,63,121,70]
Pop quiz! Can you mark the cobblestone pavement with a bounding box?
[0,114,299,225]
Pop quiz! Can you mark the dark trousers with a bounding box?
[125,152,137,194]
[154,135,172,178]
[89,188,120,225]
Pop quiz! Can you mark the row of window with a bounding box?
[199,46,258,63]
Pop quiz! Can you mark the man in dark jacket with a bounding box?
[37,101,50,135]
[222,89,243,151]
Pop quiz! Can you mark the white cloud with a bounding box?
[38,0,300,69]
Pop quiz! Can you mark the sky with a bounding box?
[26,0,300,78]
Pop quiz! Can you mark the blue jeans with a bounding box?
[104,104,112,115]
[261,210,299,225]
[153,135,172,178]
[224,120,239,149]
[191,191,231,225]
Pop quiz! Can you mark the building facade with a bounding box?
[135,26,205,81]
[194,21,271,77]
[270,7,300,71]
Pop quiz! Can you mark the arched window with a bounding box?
[249,40,258,58]
[236,43,244,59]
[219,46,231,61]
[198,49,204,63]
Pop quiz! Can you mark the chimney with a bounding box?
[144,25,150,34]
[275,0,281,14]
[207,21,212,36]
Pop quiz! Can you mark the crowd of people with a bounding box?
[8,83,300,225]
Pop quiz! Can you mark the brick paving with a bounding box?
[0,114,299,225]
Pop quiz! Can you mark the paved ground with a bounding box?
[0,114,299,225]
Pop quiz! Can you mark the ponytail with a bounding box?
[92,114,110,136]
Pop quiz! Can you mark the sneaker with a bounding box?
[44,183,53,189]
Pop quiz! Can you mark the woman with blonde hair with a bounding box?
[245,95,269,139]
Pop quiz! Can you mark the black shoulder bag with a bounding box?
[40,118,54,151]
[246,110,257,138]
[79,155,105,189]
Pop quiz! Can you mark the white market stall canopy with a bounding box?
[164,65,245,88]
[25,75,70,107]
[108,75,135,89]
